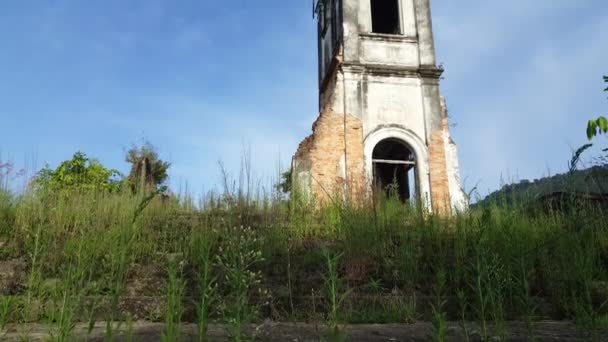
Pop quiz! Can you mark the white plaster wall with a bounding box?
[326,71,361,119]
[343,76,361,117]
[327,72,345,113]
[400,0,418,37]
[359,39,419,67]
[444,133,469,212]
[292,159,312,199]
[362,75,426,139]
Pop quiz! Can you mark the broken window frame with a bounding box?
[370,0,403,35]
[372,139,418,203]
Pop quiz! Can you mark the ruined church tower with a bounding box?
[293,0,467,212]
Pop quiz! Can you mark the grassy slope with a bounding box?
[0,183,607,339]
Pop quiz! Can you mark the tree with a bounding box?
[125,142,170,193]
[587,76,608,140]
[34,152,122,192]
[276,168,292,194]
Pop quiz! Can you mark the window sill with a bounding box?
[359,32,417,43]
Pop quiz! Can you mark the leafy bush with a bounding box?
[33,151,122,192]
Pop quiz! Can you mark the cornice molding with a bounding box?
[359,32,418,43]
[341,62,444,79]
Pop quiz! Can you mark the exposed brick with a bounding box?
[428,118,452,214]
[294,108,364,204]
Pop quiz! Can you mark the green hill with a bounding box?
[477,166,608,207]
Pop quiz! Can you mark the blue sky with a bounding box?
[0,0,606,196]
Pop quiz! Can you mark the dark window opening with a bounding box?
[372,138,417,202]
[323,0,332,36]
[370,0,401,35]
[319,3,326,35]
[331,0,340,45]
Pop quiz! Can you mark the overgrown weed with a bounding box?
[191,229,218,341]
[161,258,186,342]
[216,226,265,341]
[321,249,351,342]
[0,167,605,338]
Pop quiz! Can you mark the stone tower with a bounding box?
[293,0,467,213]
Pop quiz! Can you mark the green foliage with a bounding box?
[322,249,351,342]
[587,76,608,140]
[516,259,538,339]
[0,296,12,332]
[363,278,384,293]
[215,226,265,341]
[570,144,594,174]
[276,168,292,194]
[430,270,448,342]
[126,142,170,193]
[347,295,418,324]
[478,166,608,207]
[0,186,14,239]
[0,164,607,340]
[162,260,186,342]
[34,151,122,192]
[190,230,218,341]
[125,315,135,342]
[588,116,608,140]
[456,290,471,341]
[104,192,158,341]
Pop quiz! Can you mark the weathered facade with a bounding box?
[294,0,467,213]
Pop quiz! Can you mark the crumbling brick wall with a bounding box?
[344,115,366,200]
[428,117,452,214]
[293,49,365,204]
[293,109,364,204]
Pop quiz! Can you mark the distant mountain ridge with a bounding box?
[477,166,608,206]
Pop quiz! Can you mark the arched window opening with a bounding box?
[372,138,417,202]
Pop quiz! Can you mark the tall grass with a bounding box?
[322,249,350,342]
[0,296,12,334]
[430,269,448,342]
[215,226,265,341]
[190,230,218,341]
[0,169,606,340]
[161,259,186,342]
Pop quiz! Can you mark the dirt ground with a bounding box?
[2,321,605,341]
